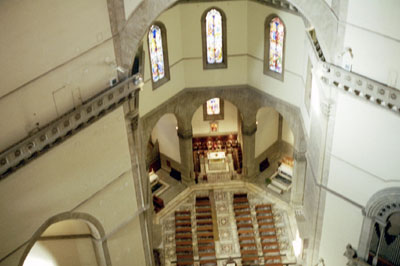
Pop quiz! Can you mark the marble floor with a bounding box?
[154,182,298,266]
[155,169,187,204]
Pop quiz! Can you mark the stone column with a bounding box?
[177,126,194,186]
[242,120,257,179]
[291,150,307,206]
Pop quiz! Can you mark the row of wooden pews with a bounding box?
[233,193,259,266]
[255,204,283,266]
[175,211,194,266]
[195,196,217,266]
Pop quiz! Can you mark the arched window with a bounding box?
[264,15,285,81]
[203,98,224,120]
[148,22,170,89]
[207,98,220,115]
[201,7,227,69]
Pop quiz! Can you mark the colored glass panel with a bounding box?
[269,17,284,74]
[206,9,223,64]
[207,98,220,115]
[148,25,165,82]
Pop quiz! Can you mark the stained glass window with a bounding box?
[148,25,165,82]
[269,17,285,74]
[206,9,223,64]
[206,98,220,115]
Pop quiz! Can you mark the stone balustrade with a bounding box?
[306,29,400,116]
[318,62,400,114]
[0,74,143,178]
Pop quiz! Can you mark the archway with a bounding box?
[19,212,110,266]
[191,98,243,183]
[255,106,295,201]
[147,113,185,212]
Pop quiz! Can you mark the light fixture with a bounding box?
[292,230,303,258]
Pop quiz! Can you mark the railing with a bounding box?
[318,62,400,114]
[306,30,400,116]
[0,74,143,179]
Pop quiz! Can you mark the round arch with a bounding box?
[18,212,111,266]
[140,85,307,187]
[147,113,181,170]
[141,85,306,152]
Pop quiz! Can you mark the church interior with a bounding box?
[0,0,400,266]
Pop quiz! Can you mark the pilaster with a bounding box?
[242,120,257,179]
[177,126,194,186]
[291,150,307,206]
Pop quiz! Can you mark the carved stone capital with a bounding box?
[242,123,257,136]
[126,110,139,131]
[293,150,307,162]
[320,100,333,117]
[177,128,193,139]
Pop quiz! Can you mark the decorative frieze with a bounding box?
[319,62,400,115]
[0,74,143,179]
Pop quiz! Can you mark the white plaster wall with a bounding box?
[151,114,181,163]
[0,0,117,151]
[24,239,98,266]
[42,220,90,237]
[332,92,400,183]
[0,107,146,265]
[346,0,400,41]
[282,118,294,145]
[192,100,238,136]
[318,193,363,266]
[246,2,307,108]
[140,5,185,116]
[342,0,400,89]
[327,92,400,205]
[0,0,113,95]
[255,107,279,157]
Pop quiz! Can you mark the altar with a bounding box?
[206,151,229,172]
[204,151,232,182]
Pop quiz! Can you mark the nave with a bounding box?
[154,182,298,266]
